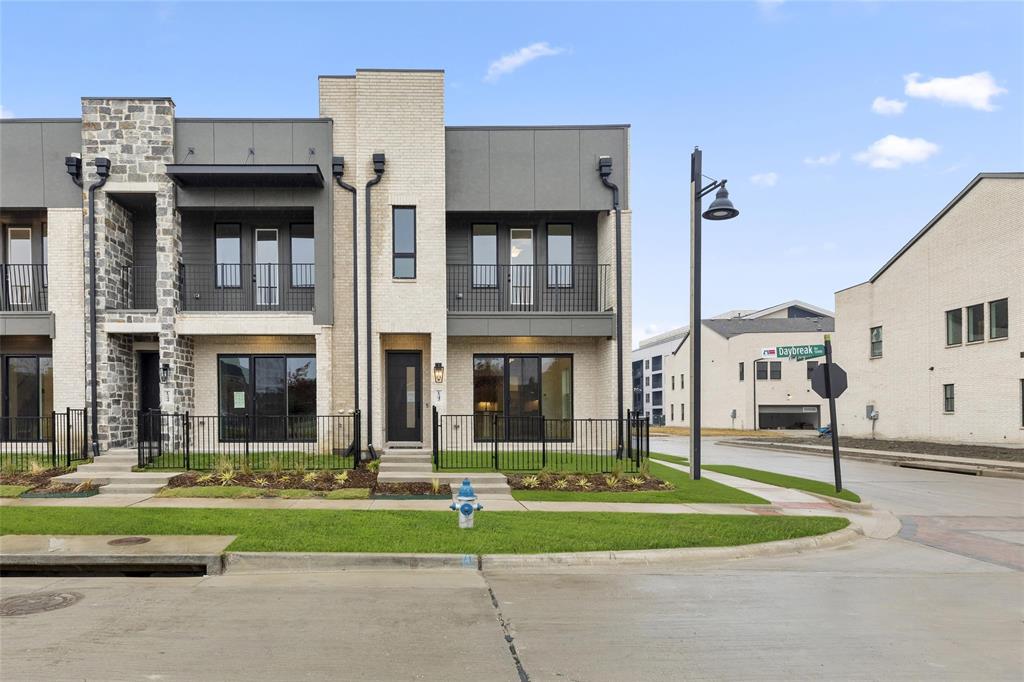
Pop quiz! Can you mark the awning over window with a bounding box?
[164,164,324,189]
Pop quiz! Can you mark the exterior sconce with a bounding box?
[160,363,171,383]
[64,155,82,186]
[94,157,112,179]
[433,362,445,384]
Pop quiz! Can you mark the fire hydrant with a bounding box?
[450,478,483,529]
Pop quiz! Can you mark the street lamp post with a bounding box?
[689,147,739,480]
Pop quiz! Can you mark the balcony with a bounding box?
[180,263,314,312]
[447,264,610,313]
[1,264,48,312]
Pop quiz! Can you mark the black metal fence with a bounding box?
[1,264,48,311]
[0,408,89,470]
[137,411,360,470]
[180,263,315,312]
[116,265,157,309]
[433,408,649,472]
[447,264,611,313]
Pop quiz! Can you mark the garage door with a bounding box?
[758,405,820,430]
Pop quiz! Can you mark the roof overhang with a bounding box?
[164,164,324,189]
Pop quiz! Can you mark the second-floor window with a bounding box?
[769,361,782,380]
[547,223,573,288]
[755,360,768,381]
[738,362,744,382]
[393,207,416,279]
[870,326,883,357]
[943,384,955,413]
[215,223,241,288]
[652,374,662,389]
[671,375,675,391]
[290,224,314,288]
[471,224,497,287]
[945,308,962,346]
[652,355,662,372]
[967,304,984,342]
[990,298,1008,339]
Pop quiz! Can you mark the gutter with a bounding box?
[598,156,625,455]
[332,157,361,462]
[364,153,386,458]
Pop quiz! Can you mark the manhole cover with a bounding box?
[107,536,151,546]
[1,591,83,617]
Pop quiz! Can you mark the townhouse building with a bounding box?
[633,301,835,430]
[835,173,1023,445]
[0,69,632,462]
[631,327,689,424]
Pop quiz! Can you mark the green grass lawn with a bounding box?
[156,486,370,500]
[649,453,689,466]
[142,451,355,471]
[0,485,31,498]
[703,465,861,503]
[0,507,848,554]
[511,462,767,504]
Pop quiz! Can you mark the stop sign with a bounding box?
[811,363,848,399]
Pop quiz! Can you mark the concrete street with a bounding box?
[2,437,1022,681]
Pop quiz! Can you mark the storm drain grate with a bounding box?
[107,537,151,546]
[1,591,83,617]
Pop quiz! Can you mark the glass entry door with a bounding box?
[3,356,52,441]
[506,356,540,440]
[386,352,422,442]
[254,229,279,307]
[509,228,534,308]
[6,227,33,307]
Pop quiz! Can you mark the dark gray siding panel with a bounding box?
[132,215,157,269]
[0,121,82,208]
[213,122,254,165]
[445,126,628,212]
[534,130,580,210]
[446,130,490,211]
[174,121,214,163]
[42,122,85,207]
[488,130,534,211]
[253,122,292,164]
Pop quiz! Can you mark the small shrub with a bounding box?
[431,478,441,495]
[72,479,93,493]
[253,477,269,488]
[1,459,18,477]
[333,471,349,486]
[603,474,620,489]
[302,471,317,485]
[611,461,624,478]
[521,475,540,489]
[214,456,233,475]
[576,477,593,491]
[660,481,676,490]
[627,476,645,487]
[553,478,570,490]
[267,457,284,475]
[28,459,46,475]
[196,473,214,484]
[239,459,253,477]
[367,459,380,473]
[639,459,651,479]
[217,469,235,486]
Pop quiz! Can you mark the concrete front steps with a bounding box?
[54,448,178,495]
[377,447,512,498]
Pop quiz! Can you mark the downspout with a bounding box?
[332,157,360,462]
[364,153,386,458]
[86,158,111,458]
[598,156,624,455]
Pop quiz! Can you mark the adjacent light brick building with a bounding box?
[0,69,632,458]
[834,173,1023,445]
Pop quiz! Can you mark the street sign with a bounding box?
[811,362,847,399]
[761,344,827,361]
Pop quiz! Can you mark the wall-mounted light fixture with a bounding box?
[160,363,171,383]
[94,157,111,179]
[433,362,445,384]
[64,155,82,186]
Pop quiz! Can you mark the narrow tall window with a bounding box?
[989,298,1008,339]
[670,404,674,422]
[738,362,745,382]
[966,304,984,342]
[680,373,684,389]
[290,224,314,288]
[943,384,955,413]
[671,375,675,391]
[806,360,818,381]
[392,207,416,279]
[547,223,573,287]
[652,374,662,389]
[471,224,497,287]
[870,326,883,357]
[680,403,685,421]
[652,356,662,372]
[755,361,768,381]
[945,308,962,346]
[215,223,241,288]
[769,361,782,380]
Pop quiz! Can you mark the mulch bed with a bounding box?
[166,470,451,497]
[739,436,1024,463]
[20,481,100,497]
[506,472,672,493]
[0,468,70,488]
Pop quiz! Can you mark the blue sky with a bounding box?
[2,1,1022,346]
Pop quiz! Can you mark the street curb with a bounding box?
[802,491,873,510]
[714,439,1024,480]
[0,553,226,575]
[218,525,861,573]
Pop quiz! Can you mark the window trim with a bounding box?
[289,222,315,289]
[738,362,744,382]
[392,206,417,280]
[216,353,317,442]
[545,222,574,289]
[755,360,768,381]
[769,361,782,381]
[942,383,955,414]
[470,223,498,289]
[471,353,575,440]
[966,304,984,344]
[945,308,963,347]
[989,298,1008,340]
[870,326,883,358]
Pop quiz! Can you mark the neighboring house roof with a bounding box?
[860,172,1024,286]
[636,326,689,350]
[671,317,834,353]
[742,300,834,319]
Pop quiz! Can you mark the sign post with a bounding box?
[810,334,847,492]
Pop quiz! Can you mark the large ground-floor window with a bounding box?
[217,354,316,442]
[1,354,52,441]
[473,354,572,441]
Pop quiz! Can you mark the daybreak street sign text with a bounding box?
[760,344,827,361]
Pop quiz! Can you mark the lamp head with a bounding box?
[372,153,386,175]
[702,182,739,221]
[597,155,613,178]
[64,155,82,181]
[94,157,112,179]
[331,156,345,178]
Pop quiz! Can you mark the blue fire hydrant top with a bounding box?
[457,478,475,498]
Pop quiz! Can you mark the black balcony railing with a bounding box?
[0,408,90,470]
[432,408,649,472]
[117,265,157,309]
[180,263,315,312]
[0,264,48,312]
[447,264,611,313]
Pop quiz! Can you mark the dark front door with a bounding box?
[386,352,422,443]
[138,352,161,442]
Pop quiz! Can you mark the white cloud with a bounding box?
[871,96,907,116]
[0,104,13,119]
[854,135,939,170]
[484,42,566,83]
[750,172,779,187]
[904,71,1007,111]
[803,152,840,166]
